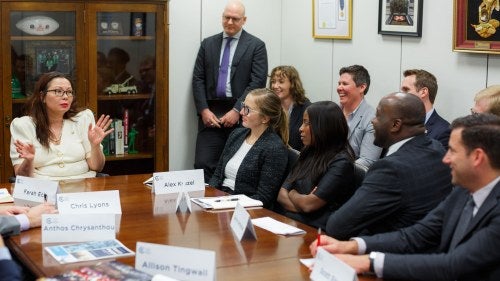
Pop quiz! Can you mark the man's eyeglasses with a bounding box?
[46,89,74,97]
[241,102,260,116]
[223,15,243,23]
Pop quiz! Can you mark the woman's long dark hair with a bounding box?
[287,101,354,186]
[25,72,81,148]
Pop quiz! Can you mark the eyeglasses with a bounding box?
[222,15,243,23]
[241,102,260,116]
[46,89,74,97]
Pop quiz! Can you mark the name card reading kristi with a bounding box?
[57,190,122,214]
[136,242,215,281]
[310,248,358,281]
[13,175,58,207]
[152,169,205,194]
[42,213,116,243]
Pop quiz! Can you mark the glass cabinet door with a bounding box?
[1,3,83,181]
[87,4,163,175]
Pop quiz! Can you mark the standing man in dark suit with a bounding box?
[192,0,268,182]
[311,113,500,281]
[325,92,452,240]
[401,69,450,149]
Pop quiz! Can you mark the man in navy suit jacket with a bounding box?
[325,92,452,239]
[311,113,500,281]
[0,236,22,281]
[192,0,268,182]
[401,69,450,149]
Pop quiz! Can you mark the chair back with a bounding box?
[353,162,368,189]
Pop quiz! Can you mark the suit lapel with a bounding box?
[230,31,248,80]
[212,34,224,78]
[425,111,438,135]
[347,101,366,139]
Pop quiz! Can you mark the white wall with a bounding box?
[168,0,498,171]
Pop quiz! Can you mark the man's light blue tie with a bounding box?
[216,37,233,98]
[450,195,474,249]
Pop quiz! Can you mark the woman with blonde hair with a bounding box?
[209,88,289,208]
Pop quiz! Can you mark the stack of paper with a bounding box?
[191,194,263,209]
[251,217,306,236]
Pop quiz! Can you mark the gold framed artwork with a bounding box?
[453,0,500,54]
[313,0,352,39]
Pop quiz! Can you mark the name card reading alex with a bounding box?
[152,169,205,194]
[310,248,358,281]
[57,190,122,214]
[42,213,116,243]
[13,175,59,207]
[136,242,215,281]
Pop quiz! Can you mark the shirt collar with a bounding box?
[471,176,500,211]
[425,108,434,124]
[223,29,242,40]
[345,99,365,121]
[385,137,415,156]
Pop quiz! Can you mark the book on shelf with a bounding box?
[114,119,125,155]
[191,194,263,210]
[109,120,116,155]
[44,239,134,264]
[39,261,152,281]
[123,109,129,153]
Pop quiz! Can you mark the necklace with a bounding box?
[49,120,64,145]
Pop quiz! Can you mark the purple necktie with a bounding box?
[216,37,233,98]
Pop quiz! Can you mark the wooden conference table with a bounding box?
[2,174,379,280]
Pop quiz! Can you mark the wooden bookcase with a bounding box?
[0,1,169,182]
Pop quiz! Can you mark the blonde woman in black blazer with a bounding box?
[209,89,288,208]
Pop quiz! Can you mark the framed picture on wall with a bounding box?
[25,41,75,78]
[378,0,423,37]
[453,0,500,54]
[313,0,352,39]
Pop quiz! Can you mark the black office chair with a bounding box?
[353,162,368,190]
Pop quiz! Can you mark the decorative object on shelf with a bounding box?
[378,0,423,37]
[98,14,123,35]
[313,0,352,39]
[128,126,139,154]
[15,15,59,35]
[453,0,500,54]
[25,41,75,78]
[103,75,138,94]
[11,75,24,99]
[131,13,146,36]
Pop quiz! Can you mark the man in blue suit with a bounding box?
[325,92,452,239]
[401,69,450,149]
[192,0,268,182]
[311,113,500,281]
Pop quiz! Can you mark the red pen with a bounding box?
[317,227,321,246]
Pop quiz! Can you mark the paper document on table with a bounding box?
[0,188,14,203]
[251,217,306,236]
[45,239,134,264]
[191,194,263,209]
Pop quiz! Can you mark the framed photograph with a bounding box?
[453,0,500,54]
[313,0,352,39]
[378,0,423,37]
[25,41,75,79]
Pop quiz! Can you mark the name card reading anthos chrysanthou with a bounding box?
[42,213,116,243]
[57,190,122,214]
[152,169,205,194]
[136,242,215,281]
[13,175,59,207]
[310,248,358,281]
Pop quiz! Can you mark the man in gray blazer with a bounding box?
[337,65,382,169]
[192,0,268,182]
[311,113,500,281]
[401,69,450,149]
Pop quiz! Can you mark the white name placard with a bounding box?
[42,213,116,243]
[136,242,216,281]
[152,169,205,194]
[13,176,59,207]
[56,190,122,214]
[310,248,358,281]
[230,203,257,241]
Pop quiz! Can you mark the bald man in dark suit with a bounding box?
[192,0,268,182]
